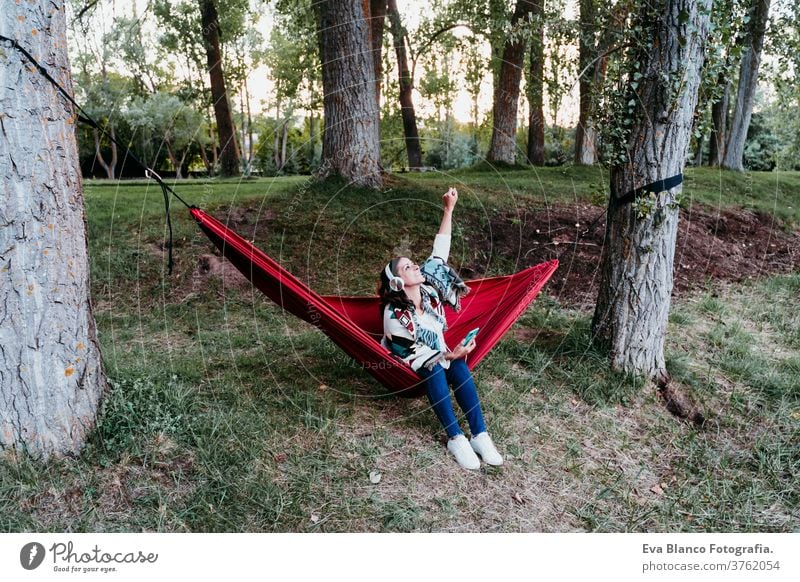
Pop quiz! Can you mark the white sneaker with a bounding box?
[447,435,481,470]
[470,432,503,466]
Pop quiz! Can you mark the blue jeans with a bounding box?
[417,359,487,438]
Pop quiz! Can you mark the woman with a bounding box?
[379,187,502,470]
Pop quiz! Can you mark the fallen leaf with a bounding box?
[512,493,526,505]
[650,484,664,496]
[369,470,382,484]
[274,453,287,463]
[310,514,320,524]
[570,398,579,406]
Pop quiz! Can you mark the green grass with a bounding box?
[407,165,800,227]
[0,169,798,532]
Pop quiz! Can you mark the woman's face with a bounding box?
[394,257,425,287]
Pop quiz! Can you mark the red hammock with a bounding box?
[191,207,558,397]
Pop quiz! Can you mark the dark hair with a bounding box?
[378,258,413,317]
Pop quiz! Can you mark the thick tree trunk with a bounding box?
[370,0,387,107]
[316,0,383,188]
[199,0,241,177]
[526,1,545,166]
[592,0,710,381]
[708,72,730,166]
[487,0,536,164]
[0,2,106,458]
[387,0,422,169]
[722,0,771,171]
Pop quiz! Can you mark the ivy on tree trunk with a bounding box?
[592,0,711,382]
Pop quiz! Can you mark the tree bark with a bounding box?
[592,0,711,381]
[708,72,730,166]
[199,0,241,177]
[387,0,422,169]
[316,0,383,188]
[0,2,106,458]
[487,0,536,164]
[722,0,771,171]
[526,1,545,166]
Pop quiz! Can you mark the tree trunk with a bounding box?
[0,1,106,458]
[592,0,711,381]
[575,0,597,165]
[244,74,254,174]
[280,118,289,171]
[370,0,387,107]
[199,141,212,175]
[722,0,771,171]
[526,1,545,166]
[199,0,241,177]
[274,91,282,170]
[693,128,704,166]
[487,0,536,164]
[387,0,422,169]
[316,0,383,188]
[309,111,320,169]
[708,72,730,166]
[165,138,182,179]
[92,126,115,179]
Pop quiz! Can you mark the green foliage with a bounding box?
[126,91,210,174]
[743,112,779,171]
[423,119,482,170]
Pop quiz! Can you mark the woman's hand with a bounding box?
[446,338,475,361]
[442,187,458,212]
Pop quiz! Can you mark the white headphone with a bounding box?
[385,262,405,292]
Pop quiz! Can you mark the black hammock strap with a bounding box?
[613,173,684,208]
[0,34,193,274]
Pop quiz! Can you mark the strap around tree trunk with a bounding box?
[612,173,684,208]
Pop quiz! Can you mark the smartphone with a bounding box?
[462,327,480,346]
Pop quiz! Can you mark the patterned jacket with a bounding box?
[382,277,448,372]
[381,234,469,372]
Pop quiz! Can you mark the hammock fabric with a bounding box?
[191,207,558,397]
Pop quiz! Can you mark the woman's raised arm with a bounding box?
[438,187,457,236]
